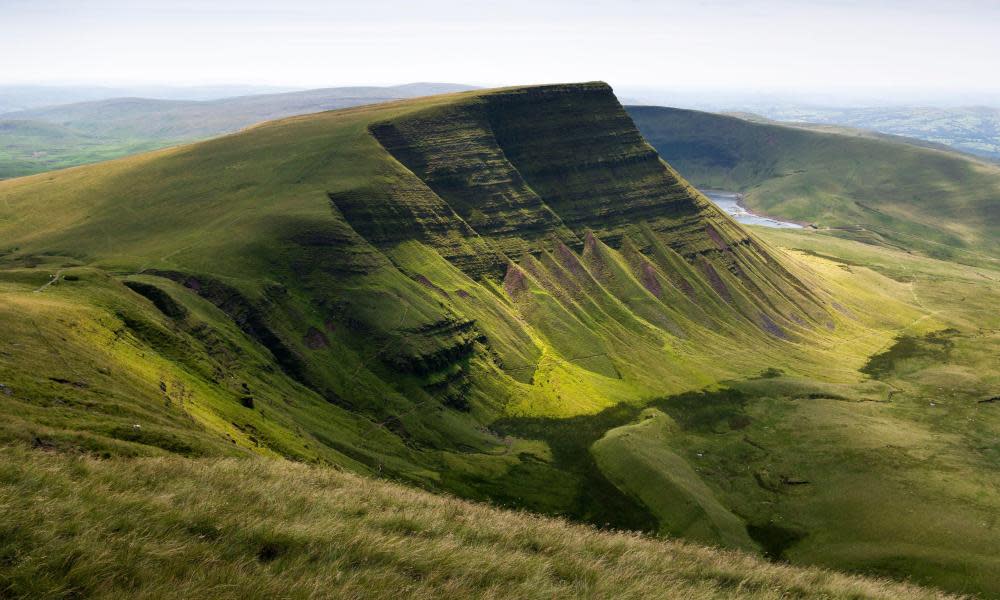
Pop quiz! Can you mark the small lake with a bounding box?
[700,190,803,229]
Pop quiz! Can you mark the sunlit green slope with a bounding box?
[3,83,995,595]
[0,81,907,524]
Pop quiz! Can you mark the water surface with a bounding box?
[700,189,803,229]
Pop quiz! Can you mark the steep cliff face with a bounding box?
[365,83,752,272]
[359,83,831,356]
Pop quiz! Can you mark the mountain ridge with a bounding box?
[6,82,994,595]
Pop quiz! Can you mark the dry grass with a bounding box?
[0,446,954,599]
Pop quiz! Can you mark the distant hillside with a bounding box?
[0,83,475,178]
[756,105,1000,161]
[0,119,167,179]
[628,105,1000,267]
[0,83,301,114]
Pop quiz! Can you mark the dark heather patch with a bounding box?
[705,224,729,250]
[760,313,788,339]
[670,272,697,298]
[303,327,329,350]
[831,302,855,318]
[556,243,588,278]
[756,367,784,379]
[503,264,529,297]
[698,258,731,302]
[49,377,88,389]
[640,262,663,298]
[413,274,449,297]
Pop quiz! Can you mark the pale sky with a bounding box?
[3,0,999,95]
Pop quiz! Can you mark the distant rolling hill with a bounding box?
[755,105,1000,161]
[628,105,1000,267]
[0,83,301,114]
[0,83,475,178]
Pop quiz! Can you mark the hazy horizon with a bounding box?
[4,0,999,106]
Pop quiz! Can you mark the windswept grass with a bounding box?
[0,446,953,600]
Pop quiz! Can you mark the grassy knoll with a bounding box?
[592,409,755,550]
[0,446,953,600]
[628,106,1000,267]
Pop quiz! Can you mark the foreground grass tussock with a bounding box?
[0,447,951,599]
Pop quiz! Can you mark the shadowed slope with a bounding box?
[628,105,1000,267]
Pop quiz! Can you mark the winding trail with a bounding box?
[33,269,64,293]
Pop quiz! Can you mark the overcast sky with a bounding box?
[3,0,998,98]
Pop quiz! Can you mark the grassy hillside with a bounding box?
[628,106,1000,267]
[1,83,998,596]
[0,446,950,600]
[0,83,474,178]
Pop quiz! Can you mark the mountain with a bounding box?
[2,83,999,596]
[0,83,302,113]
[628,105,1000,267]
[0,83,476,178]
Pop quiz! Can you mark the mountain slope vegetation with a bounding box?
[628,105,1000,267]
[1,83,998,596]
[0,447,949,599]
